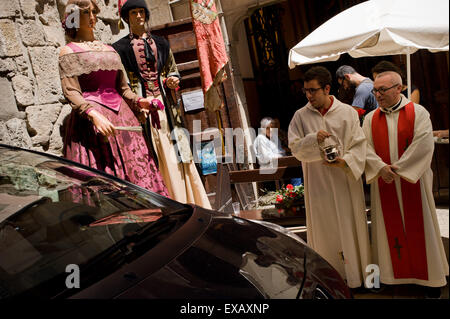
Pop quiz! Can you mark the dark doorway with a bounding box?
[245,5,304,129]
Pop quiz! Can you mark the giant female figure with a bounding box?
[58,0,168,196]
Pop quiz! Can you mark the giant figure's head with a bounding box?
[119,0,150,27]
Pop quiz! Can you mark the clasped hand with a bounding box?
[136,98,160,123]
[379,165,399,184]
[138,97,155,111]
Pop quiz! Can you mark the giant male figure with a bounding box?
[113,0,211,208]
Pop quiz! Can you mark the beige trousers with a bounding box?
[149,96,211,209]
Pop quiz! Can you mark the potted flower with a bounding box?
[273,184,305,217]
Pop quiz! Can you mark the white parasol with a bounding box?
[288,0,449,97]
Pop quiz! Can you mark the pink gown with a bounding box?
[60,42,169,197]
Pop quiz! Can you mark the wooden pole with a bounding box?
[216,110,225,156]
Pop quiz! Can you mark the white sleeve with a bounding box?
[254,135,274,165]
[393,105,434,183]
[288,112,322,162]
[341,109,367,180]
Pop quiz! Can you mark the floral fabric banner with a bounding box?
[190,0,228,111]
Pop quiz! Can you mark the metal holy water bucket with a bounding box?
[319,135,342,163]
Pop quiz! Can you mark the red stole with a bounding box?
[371,102,428,280]
[320,97,334,116]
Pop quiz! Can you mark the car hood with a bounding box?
[71,206,349,299]
[119,209,308,299]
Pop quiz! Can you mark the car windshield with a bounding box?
[0,146,191,298]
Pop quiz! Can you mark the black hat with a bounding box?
[119,0,150,24]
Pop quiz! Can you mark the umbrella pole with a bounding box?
[407,52,411,99]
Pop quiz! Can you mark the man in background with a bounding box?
[336,65,378,122]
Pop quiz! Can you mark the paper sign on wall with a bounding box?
[181,89,205,112]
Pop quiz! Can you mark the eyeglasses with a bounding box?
[302,87,323,95]
[371,84,400,95]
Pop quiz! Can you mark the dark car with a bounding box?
[0,144,351,299]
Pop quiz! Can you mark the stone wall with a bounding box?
[148,0,173,26]
[0,0,172,156]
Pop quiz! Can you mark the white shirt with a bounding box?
[253,133,285,168]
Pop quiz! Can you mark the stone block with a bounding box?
[94,19,114,44]
[0,58,16,73]
[12,74,34,106]
[43,25,66,47]
[14,55,28,75]
[148,0,172,27]
[26,103,62,146]
[19,20,46,46]
[19,0,37,19]
[28,46,62,104]
[149,7,173,27]
[0,118,32,149]
[49,103,72,155]
[6,72,16,79]
[32,146,46,153]
[0,0,20,19]
[0,78,20,121]
[0,121,7,142]
[0,19,22,57]
[97,0,120,23]
[37,0,61,27]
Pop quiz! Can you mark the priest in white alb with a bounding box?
[362,71,448,295]
[288,66,371,288]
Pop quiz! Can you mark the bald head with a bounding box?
[375,71,403,87]
[373,71,403,109]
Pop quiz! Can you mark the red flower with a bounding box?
[286,184,294,190]
[276,195,283,202]
[289,192,296,198]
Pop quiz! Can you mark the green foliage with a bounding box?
[273,184,304,209]
[258,183,304,209]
